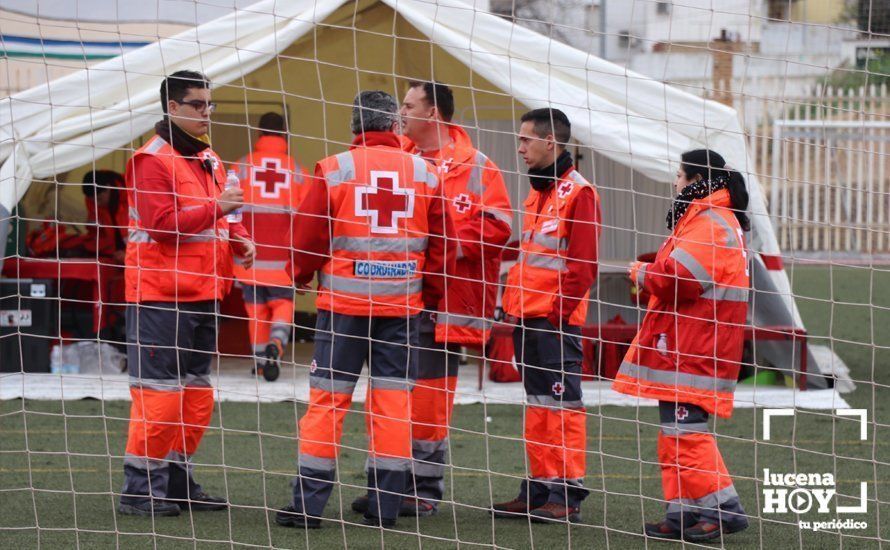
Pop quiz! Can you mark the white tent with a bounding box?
[0,0,832,387]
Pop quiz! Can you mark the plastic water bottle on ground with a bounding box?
[50,345,62,374]
[52,343,80,374]
[62,344,80,374]
[225,169,242,223]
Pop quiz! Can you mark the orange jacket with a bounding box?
[231,135,309,287]
[502,167,600,326]
[289,131,455,317]
[124,135,238,303]
[84,192,128,258]
[612,189,749,418]
[402,125,512,346]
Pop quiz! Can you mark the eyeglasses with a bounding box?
[175,100,217,113]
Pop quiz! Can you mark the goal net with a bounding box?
[0,0,886,547]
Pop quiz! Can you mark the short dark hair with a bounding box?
[520,108,571,146]
[258,112,286,135]
[408,80,455,122]
[82,170,124,198]
[159,70,210,114]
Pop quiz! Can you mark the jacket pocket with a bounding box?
[642,311,679,368]
[158,243,213,298]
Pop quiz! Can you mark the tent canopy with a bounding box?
[0,0,774,247]
[0,0,815,379]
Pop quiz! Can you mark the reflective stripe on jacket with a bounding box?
[404,125,512,346]
[232,135,309,287]
[315,138,442,316]
[612,189,749,418]
[502,168,598,326]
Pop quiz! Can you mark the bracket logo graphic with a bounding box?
[761,409,868,517]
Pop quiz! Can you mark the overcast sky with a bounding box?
[2,0,260,25]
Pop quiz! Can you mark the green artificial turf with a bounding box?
[0,264,888,549]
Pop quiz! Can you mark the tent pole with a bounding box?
[599,0,607,59]
[0,204,9,276]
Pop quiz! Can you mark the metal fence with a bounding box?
[746,85,890,254]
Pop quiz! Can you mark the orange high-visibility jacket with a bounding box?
[84,192,128,258]
[312,134,446,317]
[403,125,512,346]
[232,135,309,288]
[124,135,234,303]
[502,168,599,327]
[612,189,749,418]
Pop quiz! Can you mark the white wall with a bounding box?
[591,0,765,61]
[642,0,764,47]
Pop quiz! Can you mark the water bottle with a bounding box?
[656,333,668,356]
[76,341,99,374]
[50,345,62,374]
[225,169,242,223]
[62,344,80,374]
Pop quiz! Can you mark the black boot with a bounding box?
[276,505,322,529]
[351,494,370,514]
[166,457,228,511]
[644,520,681,540]
[261,343,280,381]
[118,500,181,517]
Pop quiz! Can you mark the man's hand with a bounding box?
[294,283,312,296]
[218,187,244,215]
[231,234,256,269]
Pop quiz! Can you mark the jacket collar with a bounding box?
[350,131,402,150]
[673,188,733,233]
[154,118,210,158]
[523,164,577,207]
[402,124,477,173]
[254,134,288,154]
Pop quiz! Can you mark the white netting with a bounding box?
[0,0,887,547]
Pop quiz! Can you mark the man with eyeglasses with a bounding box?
[119,70,255,517]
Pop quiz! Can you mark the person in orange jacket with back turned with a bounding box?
[232,112,310,381]
[275,91,455,530]
[612,149,750,543]
[351,81,512,517]
[119,70,256,517]
[493,108,600,524]
[82,170,128,263]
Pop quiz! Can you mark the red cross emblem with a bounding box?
[675,406,689,421]
[252,158,290,198]
[557,180,574,199]
[552,382,565,396]
[355,171,415,234]
[199,150,219,171]
[453,193,472,214]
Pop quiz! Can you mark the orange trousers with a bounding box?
[125,386,214,460]
[657,401,746,529]
[244,297,293,353]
